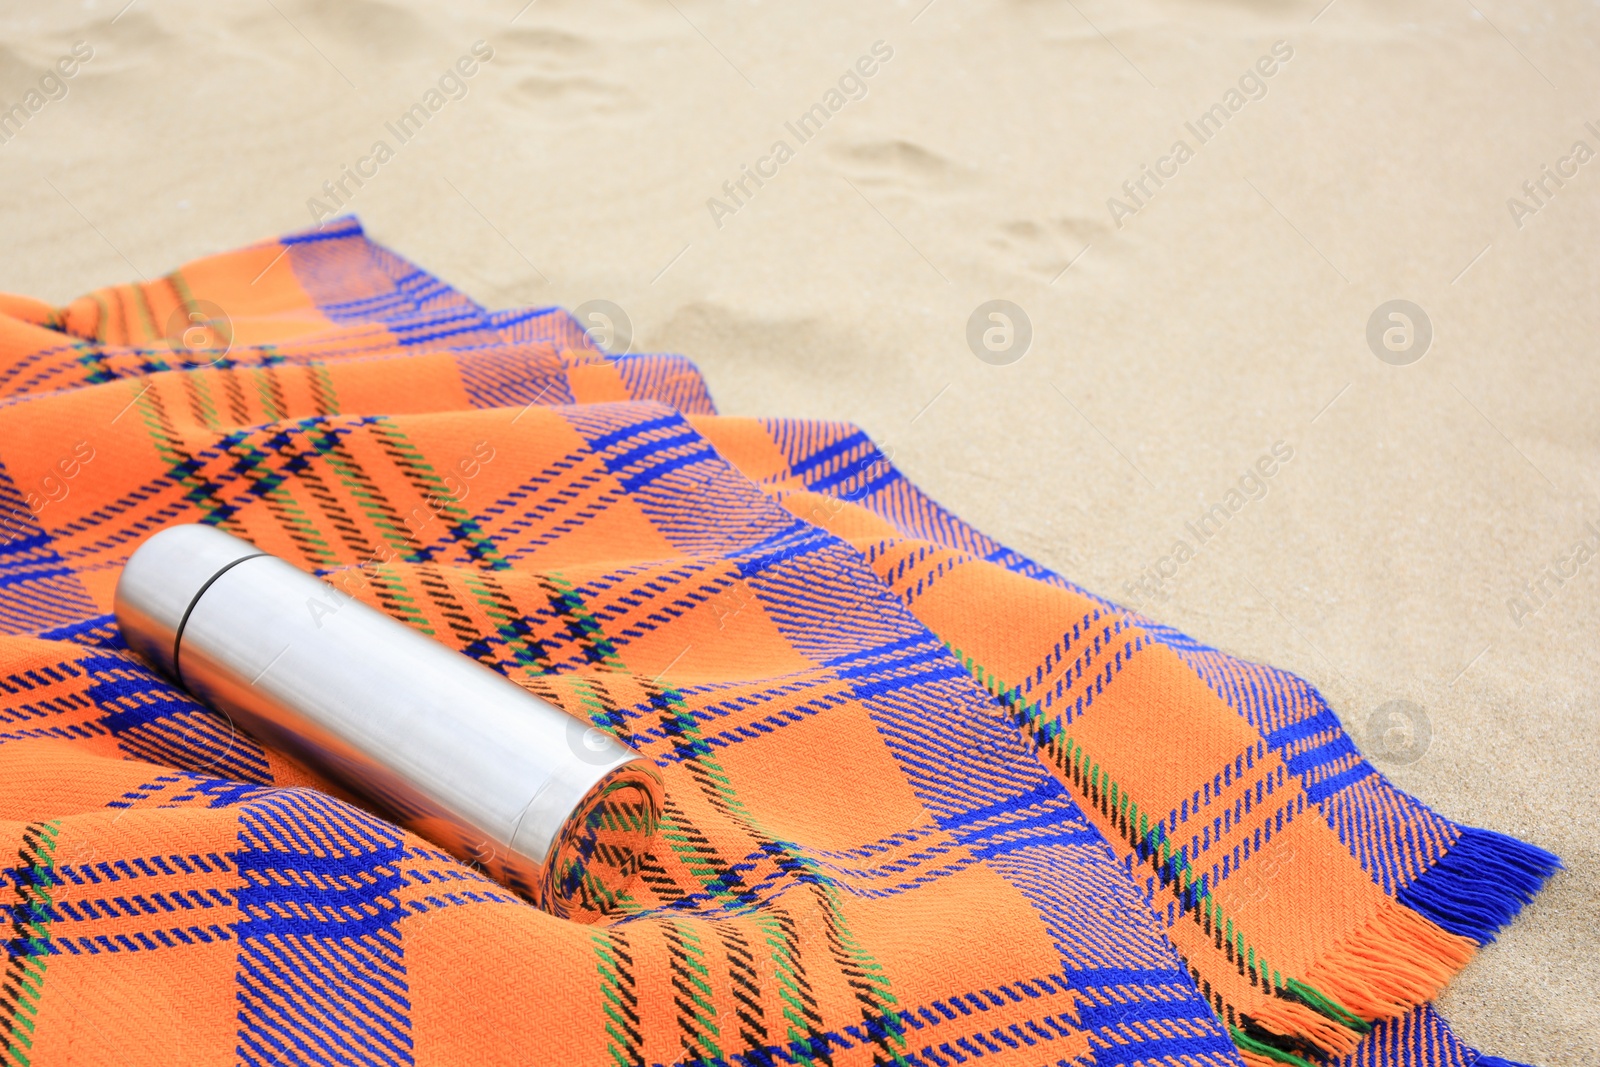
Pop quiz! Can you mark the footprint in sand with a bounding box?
[988,215,1100,282]
[499,27,638,116]
[829,137,973,194]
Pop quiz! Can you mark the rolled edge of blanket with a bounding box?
[0,291,58,327]
[1395,825,1563,945]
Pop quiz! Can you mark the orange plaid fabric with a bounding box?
[0,219,1554,1067]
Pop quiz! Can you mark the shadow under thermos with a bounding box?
[113,523,664,917]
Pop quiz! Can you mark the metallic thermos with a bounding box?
[114,524,664,915]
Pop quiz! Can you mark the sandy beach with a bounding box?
[2,0,1596,1061]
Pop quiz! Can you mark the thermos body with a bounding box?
[113,524,663,913]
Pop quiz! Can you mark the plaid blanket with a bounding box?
[0,219,1557,1067]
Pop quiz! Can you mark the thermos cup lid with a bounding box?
[115,524,267,680]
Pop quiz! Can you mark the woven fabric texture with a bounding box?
[0,220,1556,1067]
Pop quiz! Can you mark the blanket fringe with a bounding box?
[1300,897,1477,1022]
[1236,1043,1314,1067]
[1395,826,1562,945]
[1247,996,1367,1060]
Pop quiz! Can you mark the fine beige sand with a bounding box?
[2,1,1596,1062]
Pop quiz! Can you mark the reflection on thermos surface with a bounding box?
[114,524,663,916]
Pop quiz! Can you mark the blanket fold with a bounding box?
[0,218,1556,1067]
